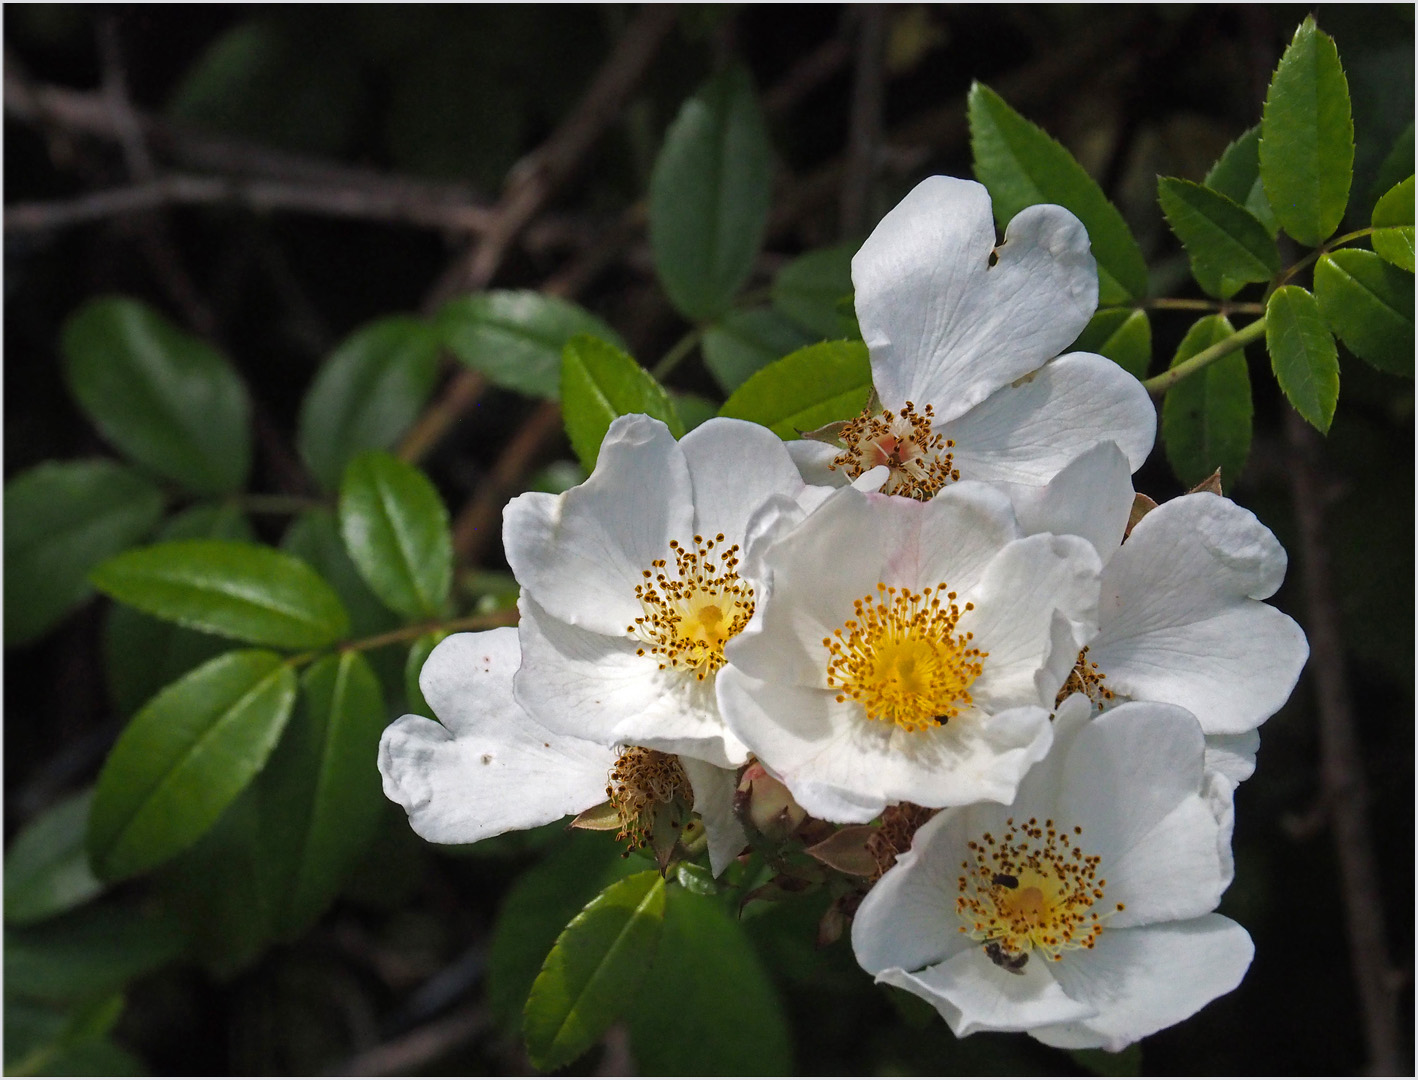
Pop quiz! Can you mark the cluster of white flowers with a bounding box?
[378,177,1308,1051]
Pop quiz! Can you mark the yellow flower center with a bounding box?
[955,816,1124,969]
[1055,646,1115,710]
[628,534,755,681]
[823,583,986,733]
[829,401,959,501]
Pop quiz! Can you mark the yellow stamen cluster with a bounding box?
[628,534,755,680]
[1055,646,1115,711]
[829,401,960,501]
[824,582,987,733]
[956,816,1124,965]
[606,747,693,854]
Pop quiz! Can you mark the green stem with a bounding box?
[1142,297,1265,315]
[1273,227,1376,290]
[1142,316,1268,398]
[285,609,517,669]
[651,326,703,380]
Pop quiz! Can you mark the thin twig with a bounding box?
[335,1003,489,1077]
[1283,410,1402,1076]
[425,4,678,305]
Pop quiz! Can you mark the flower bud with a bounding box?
[737,761,807,840]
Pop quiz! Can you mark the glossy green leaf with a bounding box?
[4,461,163,646]
[404,632,446,715]
[772,244,857,339]
[628,885,792,1075]
[5,993,141,1077]
[486,832,641,1033]
[1313,249,1415,376]
[719,340,872,439]
[649,65,774,320]
[338,451,452,618]
[88,650,297,880]
[702,307,813,393]
[153,783,276,976]
[1370,175,1415,273]
[1070,308,1152,380]
[1162,315,1253,491]
[104,503,255,719]
[1158,177,1280,299]
[91,539,349,649]
[282,509,395,637]
[1259,17,1354,247]
[4,903,186,1002]
[968,82,1148,304]
[1266,286,1340,432]
[438,290,622,400]
[523,869,667,1073]
[297,316,443,492]
[561,335,683,472]
[261,652,388,938]
[60,297,251,495]
[4,790,104,926]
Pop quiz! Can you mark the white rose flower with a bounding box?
[1012,440,1309,784]
[851,695,1253,1051]
[717,481,1102,823]
[790,176,1155,498]
[504,413,819,769]
[377,628,746,875]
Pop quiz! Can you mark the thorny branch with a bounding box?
[1284,410,1402,1076]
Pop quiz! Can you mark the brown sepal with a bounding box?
[804,825,880,878]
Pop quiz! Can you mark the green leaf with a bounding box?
[297,316,443,492]
[968,82,1148,304]
[60,297,251,495]
[261,652,388,938]
[1204,126,1263,203]
[4,903,186,1003]
[628,885,792,1075]
[4,461,164,646]
[702,308,813,393]
[523,869,668,1073]
[649,65,774,320]
[1370,122,1414,211]
[4,790,105,926]
[5,993,142,1077]
[1157,177,1280,299]
[338,451,452,618]
[1259,17,1355,247]
[1370,175,1415,273]
[91,539,349,650]
[104,503,255,718]
[772,244,857,339]
[282,509,395,637]
[561,335,683,472]
[404,631,446,715]
[438,290,622,400]
[1313,249,1415,376]
[671,392,719,433]
[1266,286,1341,432]
[719,340,872,439]
[88,650,297,880]
[1161,315,1253,491]
[1070,308,1152,380]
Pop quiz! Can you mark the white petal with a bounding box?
[855,178,1096,422]
[717,666,1053,821]
[784,438,846,488]
[516,596,748,768]
[679,756,747,877]
[680,417,807,542]
[965,533,1102,711]
[1052,703,1227,923]
[1009,441,1134,565]
[1030,916,1254,1051]
[503,414,693,637]
[379,628,614,844]
[942,352,1156,484]
[877,951,1097,1038]
[1204,729,1259,787]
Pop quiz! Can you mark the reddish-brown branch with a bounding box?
[1284,409,1402,1075]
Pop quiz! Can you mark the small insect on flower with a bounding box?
[984,941,1030,975]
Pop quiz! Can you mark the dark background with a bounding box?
[5,5,1413,1074]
